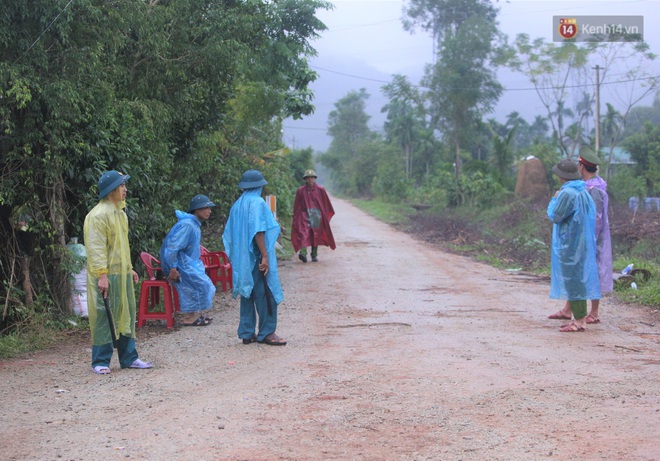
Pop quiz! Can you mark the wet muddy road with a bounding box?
[1,197,659,460]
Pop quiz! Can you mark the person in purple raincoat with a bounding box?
[578,147,613,323]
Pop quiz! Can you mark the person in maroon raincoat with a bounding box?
[291,169,336,262]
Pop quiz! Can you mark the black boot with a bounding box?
[298,253,307,263]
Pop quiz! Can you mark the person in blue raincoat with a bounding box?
[222,170,286,346]
[547,159,600,332]
[160,195,217,326]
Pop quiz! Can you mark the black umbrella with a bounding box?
[103,295,118,349]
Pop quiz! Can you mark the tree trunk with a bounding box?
[21,254,34,307]
[454,138,462,178]
[48,174,73,314]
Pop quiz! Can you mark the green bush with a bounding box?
[607,168,646,205]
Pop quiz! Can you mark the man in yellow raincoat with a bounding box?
[84,170,152,374]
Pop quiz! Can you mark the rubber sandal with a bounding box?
[548,311,572,320]
[586,315,601,324]
[559,322,585,333]
[182,317,210,327]
[128,359,153,369]
[258,333,287,346]
[93,366,111,375]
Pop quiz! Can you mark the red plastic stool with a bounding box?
[200,246,233,292]
[137,252,180,329]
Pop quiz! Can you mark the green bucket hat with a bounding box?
[552,159,581,180]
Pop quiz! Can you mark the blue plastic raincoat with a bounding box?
[222,187,283,303]
[547,180,601,300]
[160,210,215,313]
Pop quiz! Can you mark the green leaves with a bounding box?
[0,0,330,321]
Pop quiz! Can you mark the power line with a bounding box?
[282,125,327,131]
[311,65,659,92]
[312,66,393,84]
[15,0,76,64]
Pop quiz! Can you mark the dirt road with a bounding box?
[1,197,659,461]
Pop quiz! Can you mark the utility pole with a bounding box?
[593,64,601,153]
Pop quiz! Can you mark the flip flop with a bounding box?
[258,333,287,346]
[559,322,585,333]
[181,317,211,327]
[93,366,111,375]
[548,311,572,320]
[586,315,601,324]
[128,359,153,369]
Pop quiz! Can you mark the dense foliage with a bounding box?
[0,0,330,332]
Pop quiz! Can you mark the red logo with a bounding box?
[558,18,578,39]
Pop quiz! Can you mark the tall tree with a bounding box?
[381,75,425,181]
[601,103,623,179]
[505,36,657,159]
[320,89,376,194]
[404,0,503,177]
[623,91,660,138]
[505,36,596,158]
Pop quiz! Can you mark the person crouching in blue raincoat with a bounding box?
[160,195,217,326]
[222,170,286,346]
[547,159,600,332]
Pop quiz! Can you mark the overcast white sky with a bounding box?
[283,0,660,151]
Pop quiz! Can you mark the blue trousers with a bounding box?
[92,334,139,369]
[238,260,278,342]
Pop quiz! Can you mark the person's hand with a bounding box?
[98,273,109,298]
[132,270,139,284]
[259,256,269,275]
[168,267,180,283]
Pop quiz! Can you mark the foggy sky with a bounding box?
[283,0,660,152]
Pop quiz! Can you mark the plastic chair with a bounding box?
[200,246,233,292]
[137,252,180,328]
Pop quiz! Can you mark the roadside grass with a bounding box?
[350,197,660,308]
[0,315,87,359]
[350,199,414,226]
